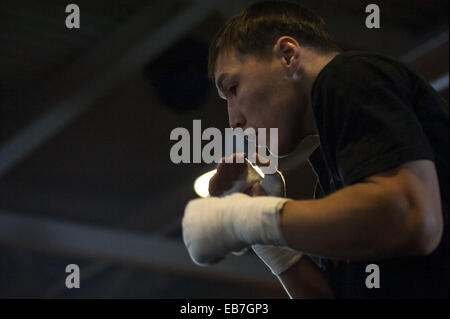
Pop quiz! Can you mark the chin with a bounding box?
[273,145,288,157]
[253,131,292,157]
[264,140,290,157]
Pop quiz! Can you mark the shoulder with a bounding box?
[322,51,408,72]
[315,51,412,85]
[312,51,414,101]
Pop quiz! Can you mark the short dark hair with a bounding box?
[208,1,341,81]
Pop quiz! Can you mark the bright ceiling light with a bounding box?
[194,169,217,198]
[193,160,266,198]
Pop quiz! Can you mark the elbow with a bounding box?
[403,207,443,256]
[364,162,444,258]
[381,189,443,257]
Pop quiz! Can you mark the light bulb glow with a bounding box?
[194,169,217,198]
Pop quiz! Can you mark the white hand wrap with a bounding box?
[253,170,302,276]
[182,193,289,266]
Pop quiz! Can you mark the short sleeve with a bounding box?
[312,55,435,185]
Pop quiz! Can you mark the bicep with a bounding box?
[363,159,442,217]
[362,159,443,253]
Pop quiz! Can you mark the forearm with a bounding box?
[280,181,414,260]
[277,256,334,299]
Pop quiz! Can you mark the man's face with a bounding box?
[214,49,304,155]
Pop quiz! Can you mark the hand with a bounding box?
[209,153,261,197]
[248,181,268,196]
[208,153,267,256]
[182,193,290,265]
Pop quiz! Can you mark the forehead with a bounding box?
[214,49,249,81]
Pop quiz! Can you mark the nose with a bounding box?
[228,103,246,129]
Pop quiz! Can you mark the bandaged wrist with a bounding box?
[228,194,290,246]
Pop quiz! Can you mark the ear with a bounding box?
[273,36,301,75]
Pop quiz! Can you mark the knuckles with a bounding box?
[209,153,248,196]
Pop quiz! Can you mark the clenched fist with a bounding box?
[209,153,264,197]
[182,192,289,265]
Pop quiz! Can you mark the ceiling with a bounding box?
[0,0,448,298]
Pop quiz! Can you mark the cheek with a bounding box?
[241,83,279,121]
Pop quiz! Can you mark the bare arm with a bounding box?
[277,255,334,299]
[280,160,443,260]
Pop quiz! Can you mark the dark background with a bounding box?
[0,0,448,298]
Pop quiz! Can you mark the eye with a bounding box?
[229,84,238,96]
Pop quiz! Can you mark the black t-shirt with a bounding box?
[309,51,449,298]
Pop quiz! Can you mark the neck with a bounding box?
[297,50,339,139]
[304,50,339,100]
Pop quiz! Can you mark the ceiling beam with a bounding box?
[400,30,448,64]
[0,0,223,178]
[0,209,273,286]
[431,73,449,92]
[400,30,449,93]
